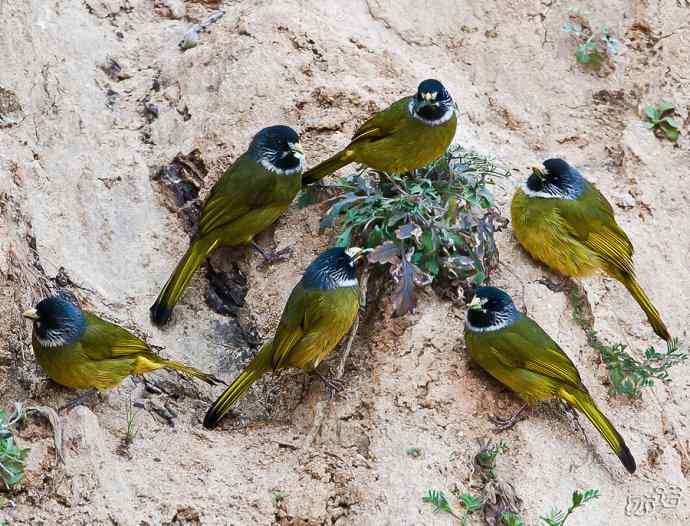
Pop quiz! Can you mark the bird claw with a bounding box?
[252,242,292,268]
[489,403,528,432]
[60,388,99,412]
[313,371,345,397]
[536,277,570,293]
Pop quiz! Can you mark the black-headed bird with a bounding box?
[203,246,363,429]
[150,125,305,326]
[464,286,636,474]
[301,79,457,185]
[23,295,221,396]
[511,158,670,341]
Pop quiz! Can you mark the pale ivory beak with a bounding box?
[530,165,545,178]
[346,246,366,261]
[23,308,39,320]
[290,142,305,158]
[467,296,484,310]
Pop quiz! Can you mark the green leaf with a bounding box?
[367,241,401,265]
[422,490,453,515]
[641,121,656,129]
[423,257,440,276]
[395,222,422,240]
[420,230,435,253]
[501,512,525,526]
[662,125,680,142]
[661,116,680,129]
[658,100,675,115]
[644,105,658,121]
[336,225,354,247]
[457,493,482,513]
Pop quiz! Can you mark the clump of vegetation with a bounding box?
[0,403,29,489]
[562,8,621,67]
[643,101,681,142]
[499,489,599,526]
[422,489,482,525]
[425,487,599,525]
[475,439,509,480]
[570,287,687,399]
[307,144,509,315]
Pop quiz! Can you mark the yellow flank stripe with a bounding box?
[132,356,164,375]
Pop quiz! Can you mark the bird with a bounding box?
[464,286,636,474]
[301,79,457,185]
[203,246,363,429]
[22,295,222,401]
[150,125,305,326]
[511,158,670,341]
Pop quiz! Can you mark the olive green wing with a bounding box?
[269,283,309,370]
[557,183,635,276]
[195,155,277,239]
[272,286,359,371]
[484,316,584,391]
[348,97,411,145]
[79,312,152,361]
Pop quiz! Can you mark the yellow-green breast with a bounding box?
[511,187,601,277]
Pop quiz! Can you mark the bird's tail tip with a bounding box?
[150,300,173,327]
[624,276,671,341]
[203,407,223,429]
[619,443,637,474]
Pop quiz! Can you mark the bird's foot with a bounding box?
[60,388,99,412]
[251,242,292,268]
[536,277,571,293]
[313,370,345,398]
[489,403,528,432]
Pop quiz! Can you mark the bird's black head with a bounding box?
[302,247,362,290]
[525,158,585,200]
[248,125,305,176]
[465,286,520,332]
[23,295,87,347]
[411,79,454,124]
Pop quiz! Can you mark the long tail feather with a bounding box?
[621,275,670,341]
[203,343,273,429]
[560,387,636,473]
[150,238,217,326]
[164,360,225,386]
[301,150,353,186]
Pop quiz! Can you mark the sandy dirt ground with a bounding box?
[1,0,689,524]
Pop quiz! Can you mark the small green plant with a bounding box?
[541,489,600,526]
[422,489,481,525]
[309,144,508,315]
[124,397,139,445]
[501,512,526,526]
[0,403,29,489]
[643,101,681,141]
[271,490,288,505]
[499,489,599,526]
[476,439,509,479]
[562,8,621,66]
[569,288,687,399]
[406,447,422,458]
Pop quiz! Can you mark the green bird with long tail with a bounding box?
[150,125,305,326]
[204,246,363,428]
[511,158,670,341]
[23,295,221,395]
[464,286,636,473]
[301,79,457,185]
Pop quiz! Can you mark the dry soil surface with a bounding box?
[1,1,689,525]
